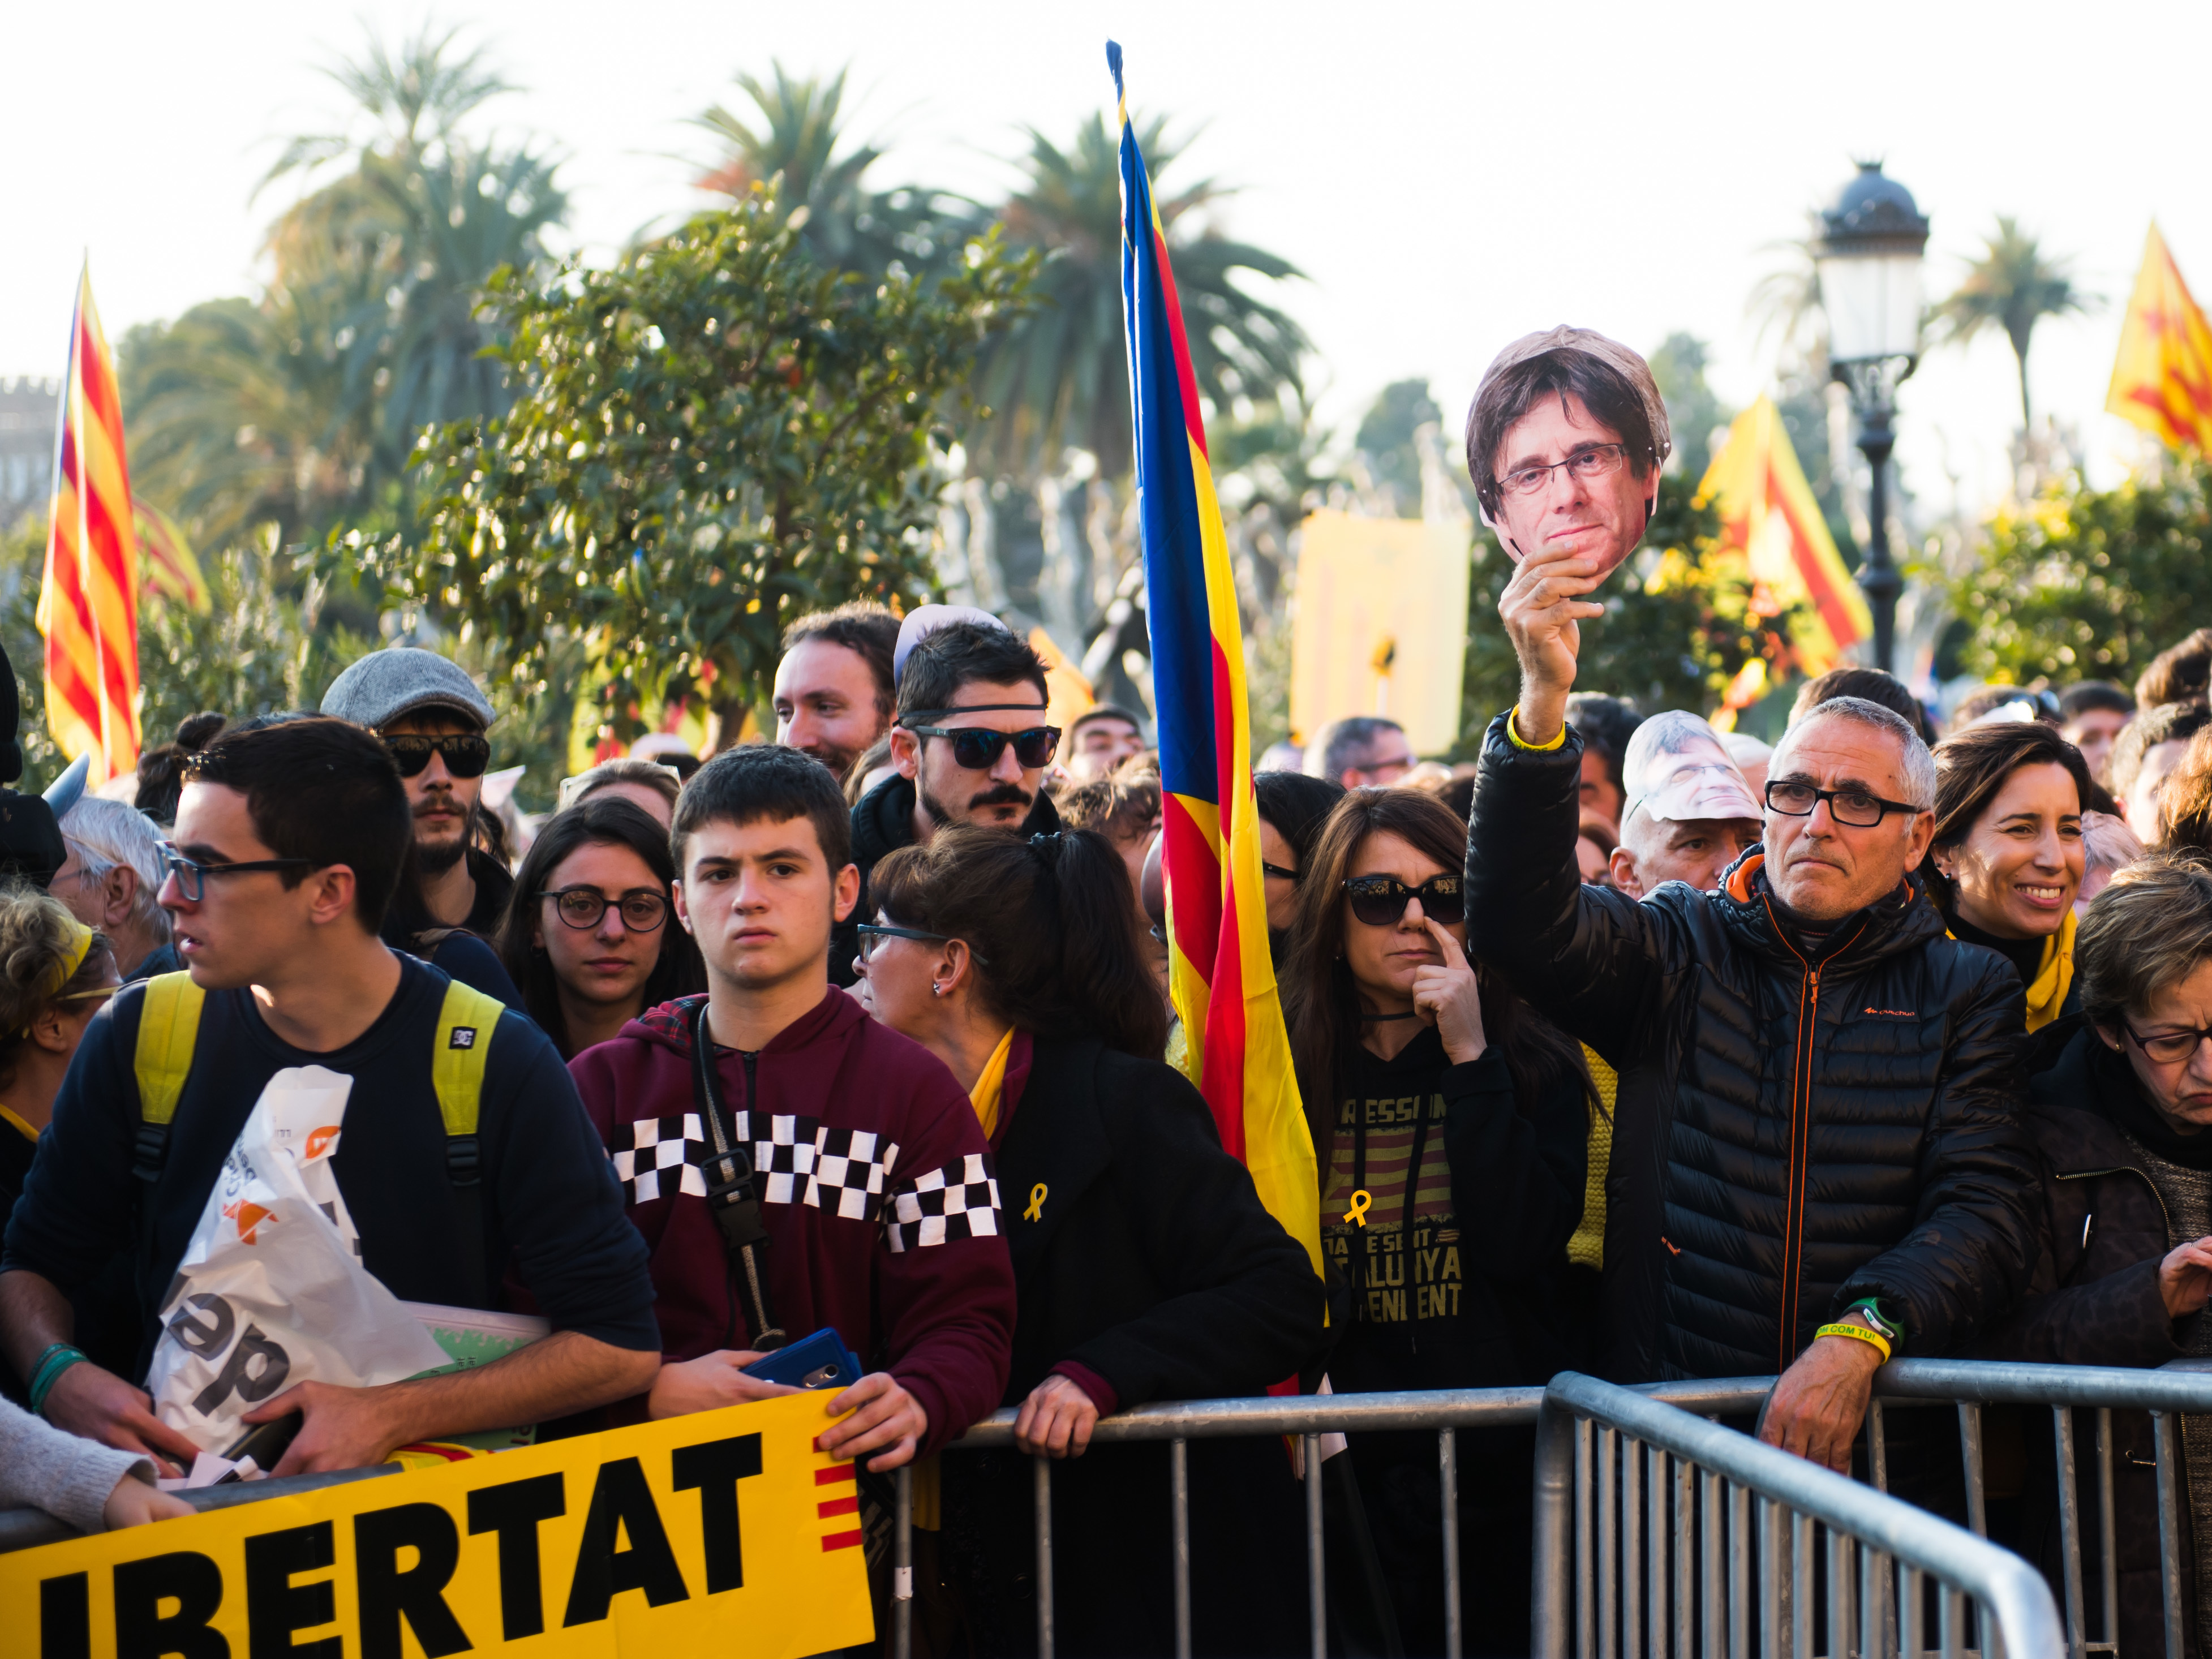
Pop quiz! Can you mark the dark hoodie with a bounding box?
[568,987,1017,1454]
[832,773,1061,985]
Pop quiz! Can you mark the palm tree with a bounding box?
[1930,218,2094,431]
[968,111,1308,482]
[692,63,977,278]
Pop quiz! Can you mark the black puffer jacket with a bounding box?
[1465,714,2038,1379]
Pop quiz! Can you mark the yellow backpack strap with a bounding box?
[130,972,205,1183]
[432,978,502,1188]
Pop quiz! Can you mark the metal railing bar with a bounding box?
[1441,1428,1463,1659]
[1758,1495,1780,1659]
[1170,1437,1191,1659]
[1901,1562,1921,1659]
[2154,1411,2183,1659]
[1791,1510,1812,1659]
[1871,1399,1891,1493]
[1034,1455,1055,1659]
[1601,1425,1620,1659]
[1873,1359,2212,1414]
[2095,1409,2117,1655]
[1700,1465,1722,1659]
[1828,1524,1854,1659]
[894,1464,913,1659]
[1547,1376,2062,1659]
[1729,1479,1750,1659]
[1533,1399,1575,1659]
[1674,1454,1694,1659]
[1940,1584,1962,1659]
[1579,1415,1597,1659]
[2052,1407,2086,1659]
[1625,1432,1643,1659]
[1649,1445,1668,1659]
[1958,1403,1990,1539]
[1304,1434,1325,1659]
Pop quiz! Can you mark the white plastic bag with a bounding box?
[146,1065,449,1454]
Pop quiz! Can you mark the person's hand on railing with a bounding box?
[42,1361,203,1480]
[1756,1333,1885,1473]
[101,1473,194,1530]
[1013,1373,1102,1459]
[646,1350,801,1419]
[817,1373,930,1472]
[2158,1236,2212,1320]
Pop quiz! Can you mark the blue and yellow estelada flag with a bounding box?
[1110,41,1320,1283]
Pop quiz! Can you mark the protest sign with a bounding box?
[1291,510,1471,757]
[7,1390,874,1659]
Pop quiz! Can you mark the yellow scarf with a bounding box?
[2024,910,2078,1034]
[1944,911,2076,1033]
[1568,1046,1616,1271]
[0,1103,36,1144]
[968,1028,1017,1140]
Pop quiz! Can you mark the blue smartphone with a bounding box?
[742,1327,866,1391]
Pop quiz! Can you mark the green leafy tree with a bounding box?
[693,63,976,279]
[334,192,1034,742]
[969,113,1307,482]
[1947,458,2212,685]
[1457,474,1798,748]
[1648,333,1736,485]
[1930,218,2094,431]
[1352,380,1443,518]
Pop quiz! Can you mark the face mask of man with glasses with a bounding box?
[320,648,513,940]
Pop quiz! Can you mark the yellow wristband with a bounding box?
[1507,706,1566,752]
[1815,1321,1891,1363]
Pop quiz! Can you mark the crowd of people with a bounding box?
[3,326,2212,1657]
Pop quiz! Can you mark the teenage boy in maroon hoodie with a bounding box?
[570,744,1015,1469]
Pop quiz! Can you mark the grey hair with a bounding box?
[59,797,173,945]
[1304,716,1406,783]
[1779,694,1938,811]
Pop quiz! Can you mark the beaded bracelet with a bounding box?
[27,1343,88,1419]
[1815,1321,1892,1364]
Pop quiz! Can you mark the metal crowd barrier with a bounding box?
[1533,1372,2063,1659]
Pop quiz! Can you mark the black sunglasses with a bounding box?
[382,733,491,779]
[1343,874,1465,927]
[903,724,1060,771]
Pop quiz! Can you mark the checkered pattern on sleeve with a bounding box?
[884,1154,1002,1253]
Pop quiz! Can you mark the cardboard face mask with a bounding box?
[1621,712,1763,826]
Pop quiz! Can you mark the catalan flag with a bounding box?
[2107,222,2212,454]
[38,264,141,784]
[1698,395,1869,679]
[135,500,211,614]
[1110,42,1320,1281]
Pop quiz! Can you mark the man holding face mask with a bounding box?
[831,614,1063,985]
[1460,327,2037,1477]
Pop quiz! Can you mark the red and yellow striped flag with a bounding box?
[38,265,141,784]
[2107,222,2212,453]
[135,500,210,614]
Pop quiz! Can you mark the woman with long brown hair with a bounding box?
[1282,786,1595,1657]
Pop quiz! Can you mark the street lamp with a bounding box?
[1815,160,1930,674]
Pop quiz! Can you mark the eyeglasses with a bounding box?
[855,922,989,967]
[1343,874,1465,927]
[2122,1020,2212,1067]
[539,887,668,932]
[1764,779,1925,828]
[901,725,1060,771]
[157,842,317,904]
[1262,862,1300,882]
[381,733,491,779]
[1495,443,1631,500]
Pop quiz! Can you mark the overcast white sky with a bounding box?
[5,0,2205,522]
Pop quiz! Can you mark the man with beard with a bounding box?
[322,648,516,952]
[773,601,900,781]
[831,620,1061,985]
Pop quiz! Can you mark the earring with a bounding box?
[933,984,944,997]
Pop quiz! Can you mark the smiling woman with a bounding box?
[1923,721,2095,1056]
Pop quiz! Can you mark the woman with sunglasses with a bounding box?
[495,797,705,1059]
[856,823,1321,1658]
[1281,787,1595,1658]
[0,884,119,1221]
[1974,853,2212,1652]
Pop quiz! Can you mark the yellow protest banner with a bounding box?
[7,1390,873,1658]
[1290,511,1471,756]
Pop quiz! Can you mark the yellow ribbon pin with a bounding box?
[1023,1183,1048,1222]
[1343,1189,1372,1227]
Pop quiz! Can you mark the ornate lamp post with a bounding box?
[1815,161,1930,674]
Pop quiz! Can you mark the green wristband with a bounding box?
[28,1345,88,1419]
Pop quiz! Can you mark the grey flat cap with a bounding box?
[320,647,497,731]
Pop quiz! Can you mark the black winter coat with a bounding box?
[1974,1028,2201,1659]
[1464,715,2039,1379]
[834,775,1060,986]
[942,1034,1323,1658]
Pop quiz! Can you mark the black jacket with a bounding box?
[832,775,1060,986]
[1974,1028,2200,1659]
[1464,714,2038,1379]
[943,1033,1320,1658]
